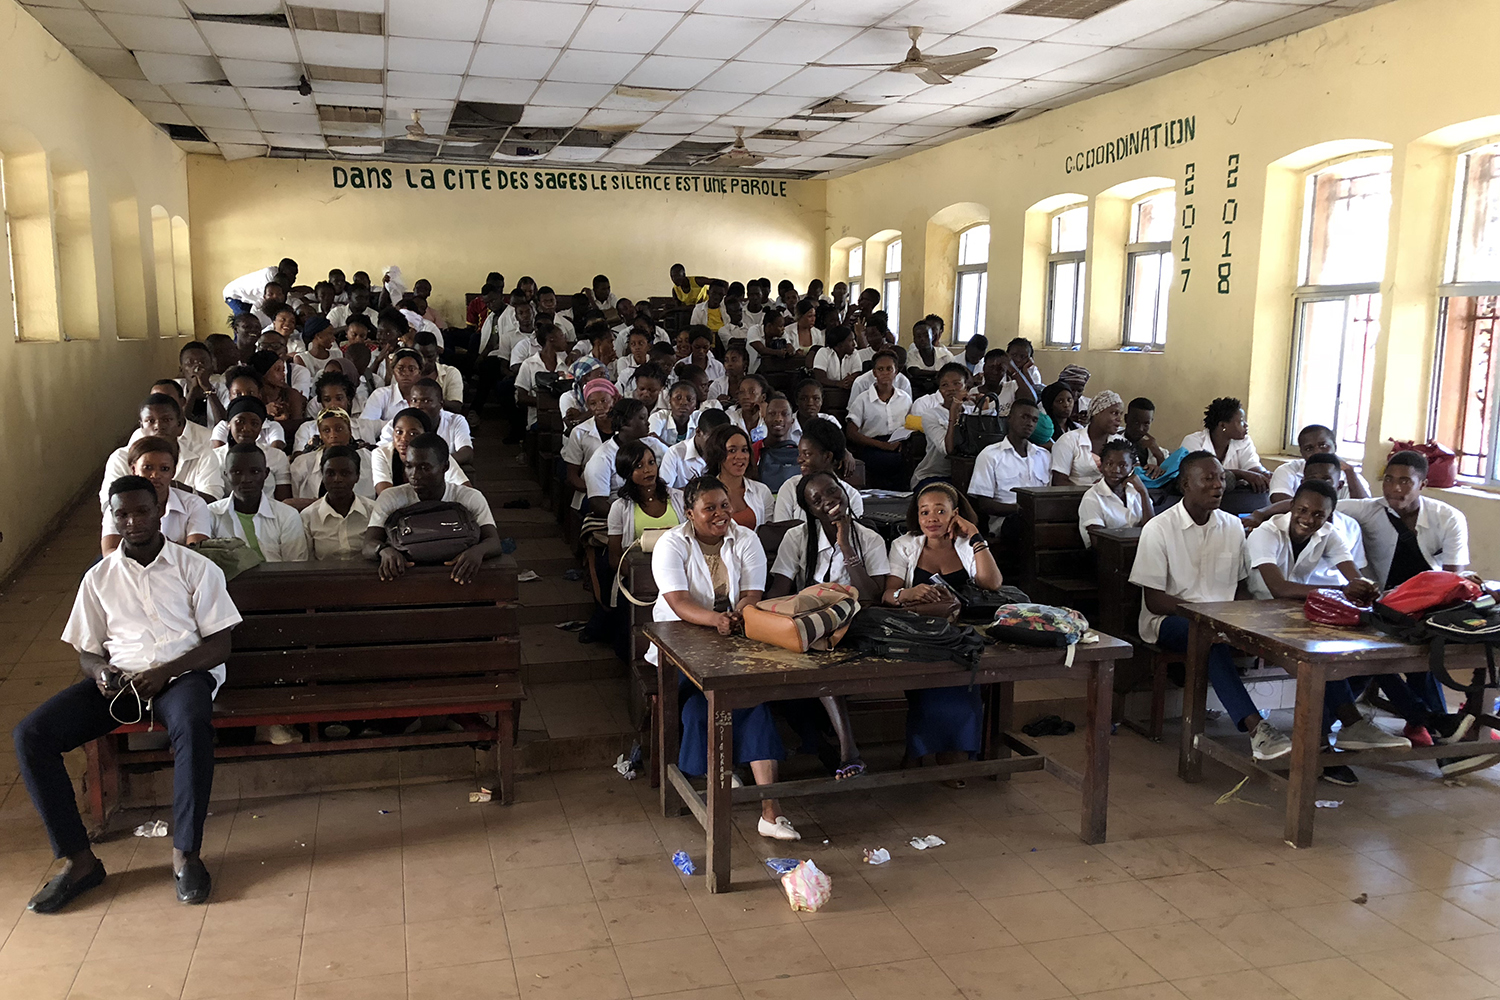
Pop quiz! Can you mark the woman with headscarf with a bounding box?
[1035,382,1080,444]
[1050,389,1127,486]
[1057,363,1092,420]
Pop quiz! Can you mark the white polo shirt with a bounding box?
[1338,495,1470,585]
[771,520,890,589]
[222,266,276,306]
[103,433,224,505]
[361,384,415,423]
[846,386,913,440]
[968,437,1051,532]
[1052,428,1125,486]
[910,392,976,485]
[1179,429,1264,472]
[1245,513,1354,599]
[650,408,701,446]
[1078,479,1148,548]
[300,494,376,560]
[562,419,610,510]
[63,541,241,696]
[1129,502,1248,644]
[813,347,865,381]
[210,418,286,452]
[515,351,566,428]
[218,443,292,500]
[208,494,309,562]
[100,487,211,545]
[368,482,495,530]
[850,369,912,400]
[370,444,469,489]
[905,345,954,372]
[584,437,669,503]
[787,411,840,446]
[660,437,706,489]
[773,475,863,523]
[292,416,385,453]
[1269,459,1371,500]
[290,447,378,500]
[648,520,765,664]
[888,532,983,588]
[377,408,472,455]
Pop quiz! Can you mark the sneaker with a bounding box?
[1335,718,1412,751]
[1440,753,1500,777]
[1321,764,1359,786]
[1250,720,1293,761]
[254,724,303,745]
[1403,722,1434,747]
[757,815,801,841]
[1432,713,1477,745]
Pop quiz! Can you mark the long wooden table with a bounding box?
[646,621,1131,892]
[1177,600,1495,848]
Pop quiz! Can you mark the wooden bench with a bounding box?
[83,559,524,835]
[1014,486,1095,616]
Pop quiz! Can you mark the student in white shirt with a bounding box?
[360,349,424,423]
[372,408,469,493]
[563,378,621,511]
[652,476,798,841]
[662,409,728,489]
[909,363,978,486]
[961,334,989,376]
[300,446,376,559]
[588,274,618,314]
[968,399,1051,536]
[326,285,375,331]
[1179,396,1272,493]
[214,398,293,502]
[18,475,241,912]
[1129,453,1292,761]
[412,331,463,408]
[812,325,866,389]
[584,399,667,518]
[293,371,384,453]
[614,327,652,387]
[788,298,824,356]
[104,393,224,504]
[606,440,685,604]
[101,437,211,556]
[1269,424,1371,502]
[362,434,501,584]
[651,380,703,446]
[705,423,776,528]
[376,380,473,466]
[844,349,912,491]
[294,319,343,382]
[514,324,570,430]
[223,259,294,313]
[688,281,731,341]
[210,369,287,452]
[773,420,862,523]
[906,320,954,372]
[1078,439,1154,548]
[1298,454,1368,567]
[789,379,842,447]
[727,374,770,446]
[290,410,378,503]
[1051,389,1127,486]
[209,444,308,561]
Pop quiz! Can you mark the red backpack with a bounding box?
[1375,571,1481,618]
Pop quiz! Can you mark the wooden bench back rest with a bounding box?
[225,561,519,688]
[1014,486,1090,593]
[1090,527,1143,641]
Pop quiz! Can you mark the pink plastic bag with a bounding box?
[780,859,832,911]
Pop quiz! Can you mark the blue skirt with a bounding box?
[906,686,983,759]
[678,675,785,777]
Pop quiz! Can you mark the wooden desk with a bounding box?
[1177,600,1494,847]
[646,622,1131,891]
[1089,525,1142,642]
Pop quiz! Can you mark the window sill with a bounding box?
[1433,483,1500,502]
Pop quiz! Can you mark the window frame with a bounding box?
[0,155,17,343]
[847,244,863,300]
[1045,205,1087,349]
[1121,191,1173,350]
[953,223,990,344]
[883,238,902,334]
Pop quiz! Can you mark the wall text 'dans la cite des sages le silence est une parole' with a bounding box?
[330,165,791,198]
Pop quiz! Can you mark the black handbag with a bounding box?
[952,394,1005,457]
[386,500,481,563]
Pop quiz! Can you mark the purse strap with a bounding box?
[615,538,654,607]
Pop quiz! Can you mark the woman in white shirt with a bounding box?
[299,446,376,559]
[773,419,864,523]
[606,440,685,604]
[1050,389,1126,486]
[812,326,866,389]
[1078,440,1155,547]
[360,349,424,423]
[881,483,1002,781]
[217,398,293,501]
[905,320,954,372]
[372,408,469,493]
[289,409,377,505]
[727,375,771,445]
[767,472,891,782]
[211,367,287,452]
[652,476,797,841]
[703,424,774,529]
[101,436,211,555]
[1180,396,1272,492]
[563,378,619,512]
[844,349,912,491]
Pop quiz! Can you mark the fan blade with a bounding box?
[925,46,999,66]
[925,56,989,78]
[916,67,951,85]
[807,61,902,69]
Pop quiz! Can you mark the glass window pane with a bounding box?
[1052,206,1087,253]
[884,277,899,333]
[885,239,902,274]
[1304,157,1392,286]
[1125,250,1171,347]
[958,224,990,266]
[1291,293,1382,455]
[848,245,863,279]
[1453,147,1500,284]
[1131,192,1175,244]
[1432,296,1498,479]
[954,269,987,343]
[1049,260,1084,346]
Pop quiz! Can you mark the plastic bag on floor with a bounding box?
[781,859,832,912]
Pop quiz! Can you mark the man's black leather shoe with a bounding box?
[175,857,211,905]
[27,863,106,914]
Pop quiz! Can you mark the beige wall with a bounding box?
[0,0,191,581]
[824,0,1500,574]
[187,156,826,330]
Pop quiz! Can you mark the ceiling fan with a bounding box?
[689,126,798,167]
[387,110,507,144]
[810,26,998,85]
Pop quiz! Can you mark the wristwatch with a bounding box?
[893,588,905,604]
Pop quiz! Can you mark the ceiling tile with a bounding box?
[696,59,800,92]
[903,105,997,127]
[518,105,588,126]
[666,89,747,115]
[579,107,651,127]
[98,12,210,54]
[809,120,894,143]
[986,40,1105,78]
[263,132,327,149]
[732,93,813,119]
[644,111,718,134]
[310,81,384,102]
[164,82,243,107]
[227,62,303,92]
[135,51,222,84]
[184,0,281,12]
[817,26,949,65]
[481,0,588,47]
[738,21,860,64]
[252,110,320,132]
[789,0,913,26]
[855,102,943,124]
[600,147,659,164]
[469,43,560,79]
[388,0,488,40]
[218,143,266,160]
[965,12,1069,42]
[902,74,1015,103]
[656,13,775,56]
[547,145,606,162]
[1045,0,1222,45]
[614,131,678,149]
[201,127,268,144]
[528,80,613,107]
[20,0,85,9]
[623,54,720,89]
[135,100,191,124]
[840,71,927,99]
[595,89,676,112]
[1038,46,1177,83]
[285,0,384,10]
[27,8,118,47]
[294,29,384,68]
[1125,1,1303,48]
[570,6,681,53]
[766,66,880,98]
[197,22,298,61]
[1203,6,1339,49]
[386,71,463,99]
[70,45,143,78]
[980,78,1078,107]
[241,88,316,113]
[878,0,1025,34]
[107,77,169,101]
[320,119,384,136]
[459,76,538,103]
[85,0,184,14]
[694,0,802,16]
[388,36,474,73]
[1108,49,1213,85]
[549,48,643,84]
[184,104,258,129]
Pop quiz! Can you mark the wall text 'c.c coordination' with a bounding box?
[1065,116,1196,174]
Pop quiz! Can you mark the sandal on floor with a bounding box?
[834,759,866,780]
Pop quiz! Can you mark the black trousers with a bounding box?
[14,673,216,857]
[472,355,514,414]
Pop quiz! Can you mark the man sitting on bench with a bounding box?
[14,476,241,912]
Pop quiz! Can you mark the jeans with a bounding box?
[225,298,250,316]
[14,673,216,857]
[1157,614,1258,729]
[1371,672,1447,724]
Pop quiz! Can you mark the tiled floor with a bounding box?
[5,446,1500,999]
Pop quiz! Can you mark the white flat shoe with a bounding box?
[731,774,743,788]
[758,816,801,841]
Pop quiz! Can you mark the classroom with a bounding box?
[2,0,1500,996]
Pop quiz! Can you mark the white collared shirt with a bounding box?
[1179,429,1264,472]
[910,392,975,485]
[607,489,685,550]
[1246,513,1354,599]
[1269,459,1371,500]
[63,541,241,696]
[660,437,706,489]
[1337,495,1469,585]
[787,411,840,446]
[101,487,211,544]
[300,494,376,559]
[1052,428,1125,486]
[103,431,223,505]
[360,384,416,423]
[1078,479,1147,547]
[370,444,469,489]
[771,520,890,589]
[222,266,276,306]
[584,437,670,502]
[773,475,863,523]
[209,494,309,561]
[326,304,376,329]
[648,520,766,664]
[969,437,1051,532]
[727,406,768,445]
[211,418,286,451]
[377,408,472,455]
[515,351,566,427]
[888,532,982,588]
[1129,502,1248,644]
[850,369,911,400]
[290,448,378,500]
[812,347,865,381]
[368,481,495,530]
[562,419,610,509]
[218,443,292,500]
[905,344,955,372]
[291,416,385,453]
[846,386,913,440]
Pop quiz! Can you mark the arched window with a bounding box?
[1047,205,1087,347]
[1288,155,1392,455]
[954,224,989,343]
[1123,191,1174,349]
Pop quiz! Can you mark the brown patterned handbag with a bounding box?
[742,583,861,653]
